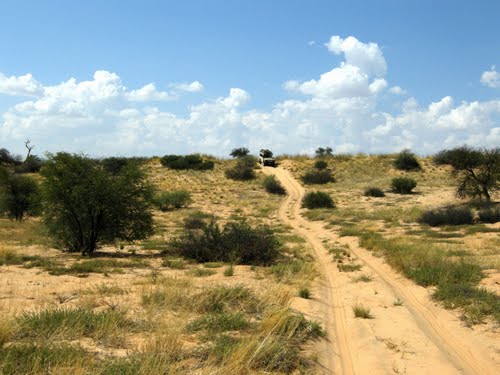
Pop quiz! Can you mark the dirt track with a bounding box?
[264,166,498,375]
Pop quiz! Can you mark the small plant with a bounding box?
[391,177,417,194]
[352,274,373,283]
[393,298,404,306]
[162,257,187,269]
[419,206,474,226]
[298,287,311,299]
[154,190,192,211]
[187,312,250,333]
[393,149,421,171]
[263,175,286,195]
[352,303,374,319]
[302,191,334,209]
[338,263,362,272]
[224,264,234,277]
[187,268,217,277]
[301,169,334,184]
[364,187,385,197]
[314,160,328,170]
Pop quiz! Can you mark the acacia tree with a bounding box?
[230,147,250,158]
[435,146,499,201]
[41,153,155,255]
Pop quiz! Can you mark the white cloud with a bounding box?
[0,36,499,157]
[481,66,500,88]
[128,83,174,102]
[0,73,43,96]
[171,81,204,93]
[325,35,387,76]
[389,86,407,95]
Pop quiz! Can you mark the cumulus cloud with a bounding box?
[1,35,499,157]
[172,81,204,92]
[286,35,387,99]
[0,73,43,96]
[389,86,407,95]
[481,66,500,88]
[325,35,387,76]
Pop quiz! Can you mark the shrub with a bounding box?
[160,154,214,170]
[154,190,192,211]
[0,169,40,221]
[352,303,373,319]
[315,147,333,157]
[301,170,334,184]
[0,148,22,166]
[225,156,257,181]
[478,206,500,223]
[169,221,281,265]
[302,191,334,209]
[393,149,421,171]
[15,155,44,173]
[101,157,131,175]
[230,147,250,158]
[41,153,155,255]
[314,160,328,170]
[364,187,385,197]
[419,206,474,226]
[391,177,417,194]
[263,175,285,195]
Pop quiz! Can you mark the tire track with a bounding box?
[267,166,497,375]
[264,166,356,375]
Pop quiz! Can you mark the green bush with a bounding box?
[225,156,257,181]
[391,177,417,194]
[0,169,40,221]
[15,155,44,173]
[301,170,334,185]
[263,175,285,195]
[314,160,327,170]
[160,154,214,170]
[393,149,421,171]
[169,221,281,265]
[230,147,250,158]
[478,206,500,223]
[363,187,385,197]
[419,206,474,226]
[302,191,334,209]
[154,190,192,211]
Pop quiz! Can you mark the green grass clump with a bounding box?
[16,308,135,344]
[162,257,187,269]
[419,206,473,226]
[187,312,250,334]
[186,268,217,277]
[195,285,259,314]
[298,287,311,299]
[352,274,373,283]
[352,303,374,319]
[302,191,334,209]
[0,344,93,374]
[223,264,234,277]
[48,258,149,275]
[391,177,417,194]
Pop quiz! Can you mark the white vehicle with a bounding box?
[259,149,276,167]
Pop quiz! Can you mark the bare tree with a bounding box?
[24,139,35,161]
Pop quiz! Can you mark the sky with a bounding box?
[0,0,499,157]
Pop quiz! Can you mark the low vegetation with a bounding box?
[225,156,257,181]
[262,175,286,195]
[302,191,334,209]
[169,221,281,265]
[419,206,474,226]
[160,154,214,170]
[391,176,417,194]
[153,190,192,211]
[393,149,421,171]
[301,169,335,184]
[363,186,385,197]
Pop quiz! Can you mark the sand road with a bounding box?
[263,166,498,375]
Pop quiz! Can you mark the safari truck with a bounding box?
[259,149,276,167]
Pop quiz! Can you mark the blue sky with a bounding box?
[0,0,499,156]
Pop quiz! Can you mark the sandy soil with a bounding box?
[264,166,499,375]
